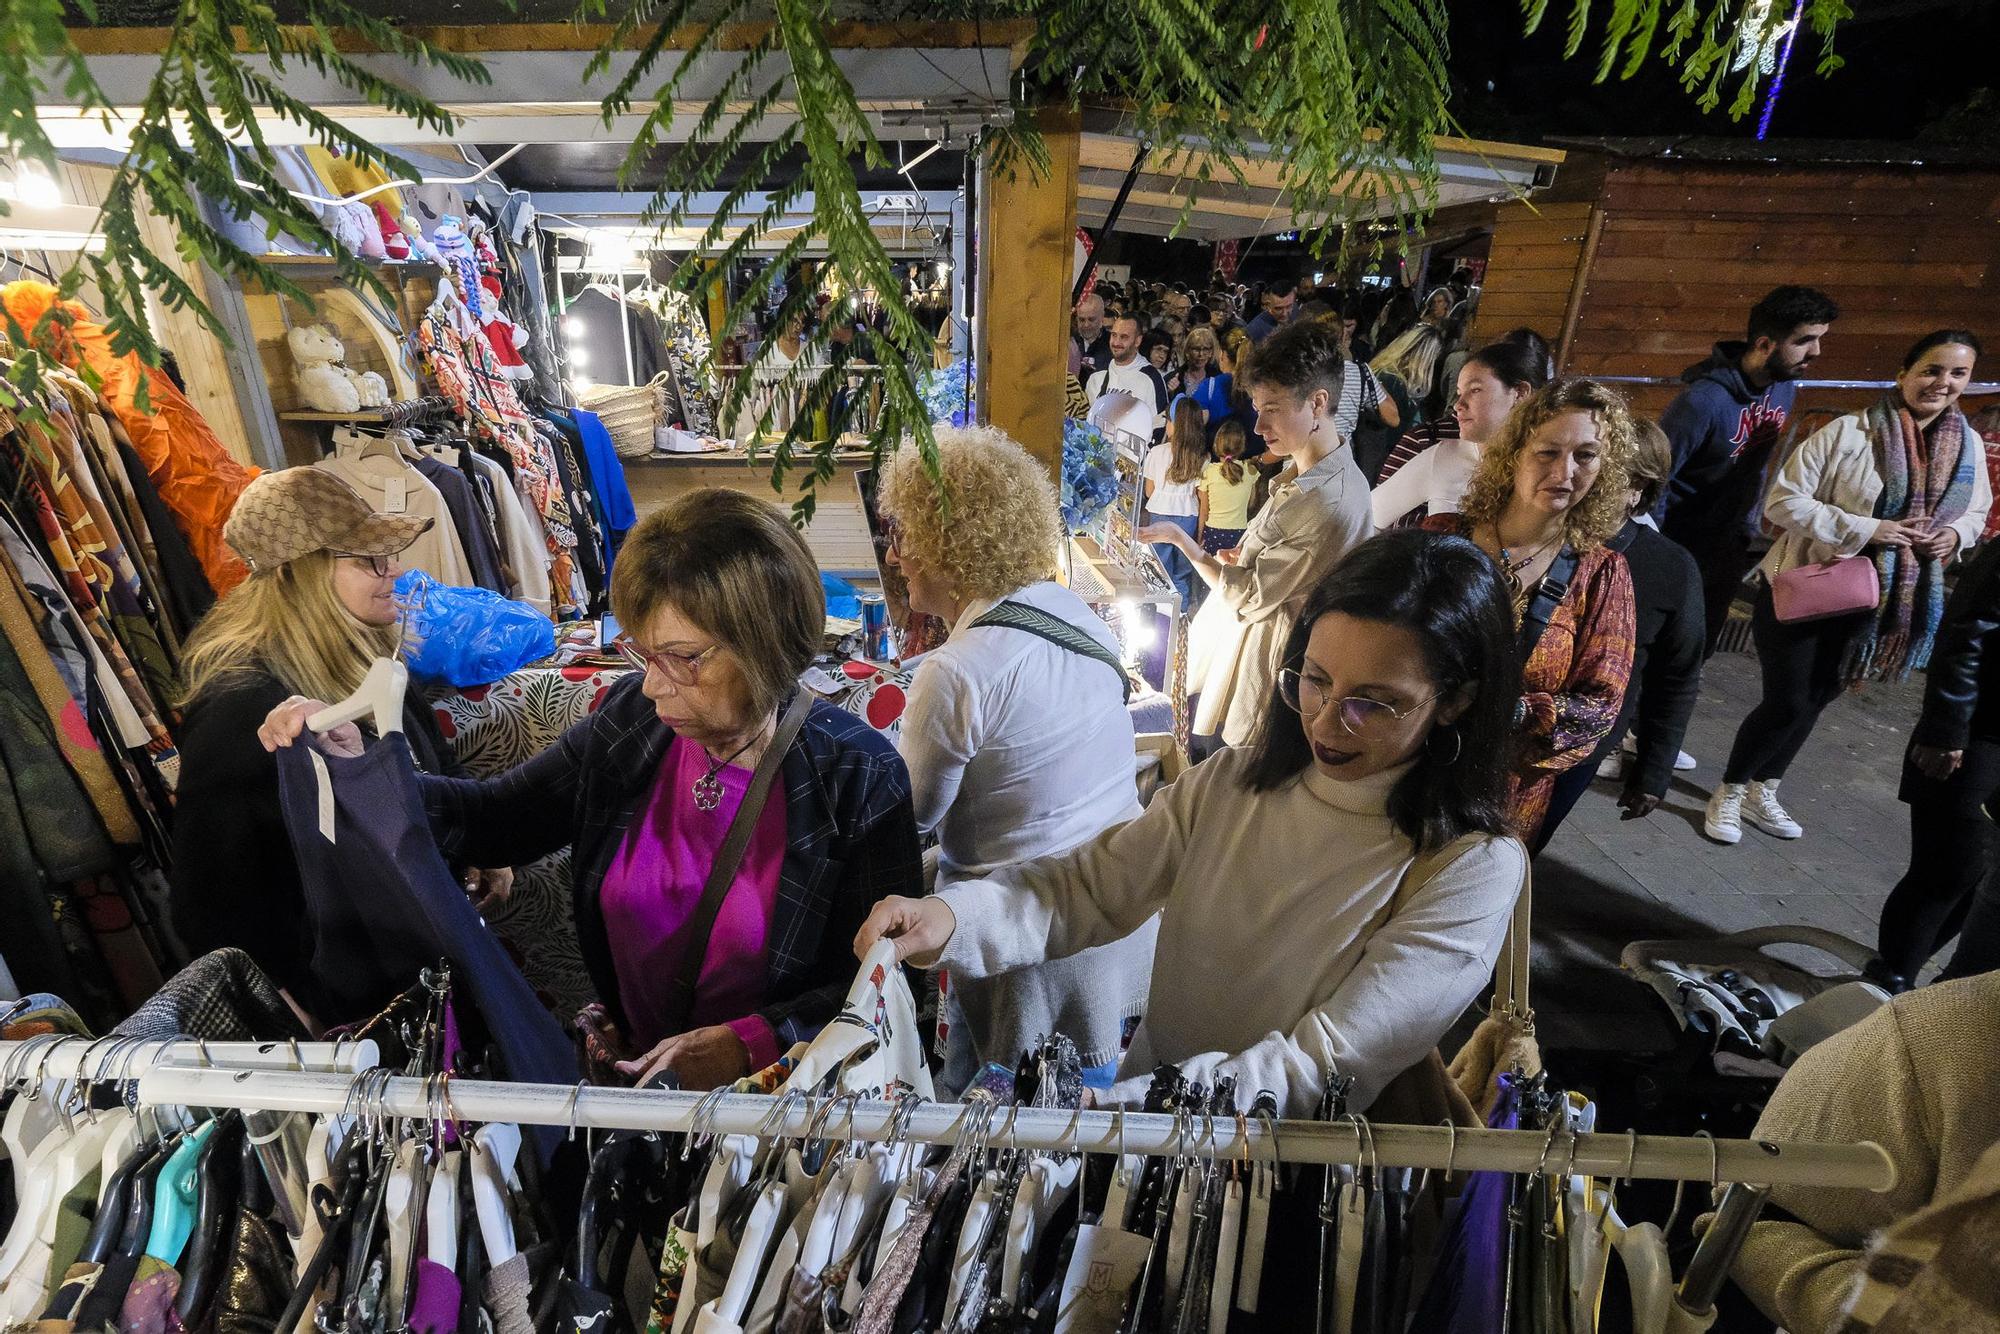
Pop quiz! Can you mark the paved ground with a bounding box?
[1530,647,1923,1054]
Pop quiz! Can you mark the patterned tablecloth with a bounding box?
[433,658,917,1016]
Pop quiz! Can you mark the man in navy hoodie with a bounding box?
[1656,285,1841,657]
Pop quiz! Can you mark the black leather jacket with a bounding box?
[1914,538,2000,751]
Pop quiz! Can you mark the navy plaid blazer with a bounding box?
[423,675,922,1047]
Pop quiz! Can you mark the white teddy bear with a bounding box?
[288,324,388,412]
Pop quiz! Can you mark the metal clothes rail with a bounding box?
[0,1036,378,1081]
[123,1066,1896,1194]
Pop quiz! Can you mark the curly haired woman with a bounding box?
[1425,378,1638,842]
[877,426,1156,1094]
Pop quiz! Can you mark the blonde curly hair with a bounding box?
[1456,378,1637,554]
[878,425,1065,604]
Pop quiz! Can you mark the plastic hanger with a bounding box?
[942,1167,1002,1327]
[0,1095,119,1295]
[175,1115,245,1324]
[382,1137,424,1324]
[77,1141,161,1268]
[708,1180,785,1327]
[144,1119,219,1264]
[470,1123,521,1265]
[309,657,408,738]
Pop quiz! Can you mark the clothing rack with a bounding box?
[0,1036,378,1081]
[93,1064,1897,1193]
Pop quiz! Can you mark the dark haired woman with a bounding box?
[1372,335,1553,528]
[1425,378,1639,844]
[1141,319,1373,748]
[856,530,1530,1116]
[1705,330,1990,847]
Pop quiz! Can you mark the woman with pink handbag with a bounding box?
[1705,330,1989,845]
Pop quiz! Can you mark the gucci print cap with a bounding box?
[225,466,433,574]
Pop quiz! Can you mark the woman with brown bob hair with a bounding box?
[1424,378,1639,842]
[263,487,922,1089]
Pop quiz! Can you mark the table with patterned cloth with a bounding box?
[432,658,917,1017]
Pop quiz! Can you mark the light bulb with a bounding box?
[1128,620,1157,650]
[562,317,585,339]
[568,347,588,369]
[11,163,59,208]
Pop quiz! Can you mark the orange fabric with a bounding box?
[2,281,258,594]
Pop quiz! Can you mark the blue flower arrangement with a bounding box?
[1061,417,1120,533]
[917,358,975,427]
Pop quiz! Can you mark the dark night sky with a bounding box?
[1447,0,1997,144]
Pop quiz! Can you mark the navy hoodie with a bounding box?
[1654,340,1800,546]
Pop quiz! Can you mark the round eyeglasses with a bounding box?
[1278,668,1442,736]
[613,636,720,686]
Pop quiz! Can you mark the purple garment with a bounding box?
[1407,1074,1525,1332]
[599,736,787,1066]
[409,1258,463,1334]
[117,1256,182,1334]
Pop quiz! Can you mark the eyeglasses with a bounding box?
[335,553,395,578]
[1279,668,1442,735]
[613,636,720,686]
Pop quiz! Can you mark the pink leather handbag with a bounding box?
[1770,555,1881,623]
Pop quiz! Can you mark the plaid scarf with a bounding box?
[1844,394,1976,685]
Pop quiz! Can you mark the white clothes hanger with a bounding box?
[1161,1164,1199,1310]
[1001,1155,1080,1305]
[308,657,407,738]
[471,1123,521,1265]
[943,1168,1001,1327]
[1207,1174,1245,1330]
[382,1138,424,1321]
[426,1149,462,1269]
[707,1180,787,1328]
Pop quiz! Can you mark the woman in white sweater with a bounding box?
[857,530,1530,1115]
[1706,329,1990,846]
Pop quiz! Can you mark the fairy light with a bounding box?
[1756,0,1806,141]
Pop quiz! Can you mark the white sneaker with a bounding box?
[1598,750,1627,783]
[1704,783,1746,845]
[1675,750,1697,772]
[1743,780,1803,839]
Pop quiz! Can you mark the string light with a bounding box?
[1755,0,1806,141]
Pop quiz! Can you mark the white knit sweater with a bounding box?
[936,746,1526,1115]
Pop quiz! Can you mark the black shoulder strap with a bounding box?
[971,601,1132,703]
[1517,546,1582,661]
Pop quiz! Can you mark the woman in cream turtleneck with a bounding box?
[857,530,1531,1116]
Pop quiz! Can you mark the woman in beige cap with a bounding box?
[169,467,491,1017]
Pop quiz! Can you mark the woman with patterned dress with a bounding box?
[1424,379,1638,843]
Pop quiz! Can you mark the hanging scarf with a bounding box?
[1845,393,1977,685]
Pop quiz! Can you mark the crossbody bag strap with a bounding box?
[658,688,817,1038]
[1389,834,1533,1020]
[1516,545,1582,662]
[970,601,1132,703]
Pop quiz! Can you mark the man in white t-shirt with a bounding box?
[1085,314,1170,439]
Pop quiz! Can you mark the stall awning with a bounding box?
[1076,130,1565,242]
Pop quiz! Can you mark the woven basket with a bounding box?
[579,375,668,459]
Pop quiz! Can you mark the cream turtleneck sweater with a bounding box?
[937,745,1526,1115]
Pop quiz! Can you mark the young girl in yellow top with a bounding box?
[1198,419,1260,555]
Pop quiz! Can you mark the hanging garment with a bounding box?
[467,452,552,617]
[495,196,564,402]
[1,281,258,594]
[410,453,509,594]
[314,454,474,590]
[565,287,666,389]
[628,286,721,435]
[1407,1074,1526,1332]
[272,730,576,1091]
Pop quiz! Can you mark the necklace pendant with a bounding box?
[692,771,724,812]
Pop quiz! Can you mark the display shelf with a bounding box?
[1067,533,1173,604]
[278,408,398,423]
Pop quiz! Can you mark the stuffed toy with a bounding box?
[287,324,385,414]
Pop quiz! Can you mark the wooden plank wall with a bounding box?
[1465,200,1595,351]
[1563,160,2000,418]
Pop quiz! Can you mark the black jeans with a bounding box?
[1881,737,2000,982]
[1677,527,1762,660]
[1722,587,1869,785]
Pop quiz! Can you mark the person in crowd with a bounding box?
[1141,398,1210,604]
[1658,285,1841,656]
[1179,325,1220,399]
[1873,517,2000,989]
[1086,313,1171,439]
[1425,378,1638,843]
[1302,302,1400,468]
[1372,336,1551,529]
[262,488,924,1089]
[1141,319,1373,750]
[1071,292,1112,382]
[1706,330,1989,846]
[171,469,487,1018]
[1194,329,1257,455]
[1368,285,1419,357]
[1372,312,1450,425]
[1140,327,1182,397]
[876,427,1156,1095]
[1730,971,2000,1334]
[1245,275,1299,344]
[1198,419,1260,556]
[856,530,1529,1116]
[1207,297,1237,337]
[1539,421,1704,847]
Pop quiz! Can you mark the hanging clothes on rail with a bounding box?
[565,285,666,389]
[1,280,259,595]
[627,285,722,436]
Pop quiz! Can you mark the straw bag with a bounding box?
[578,375,668,459]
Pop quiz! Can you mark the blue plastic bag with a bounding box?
[822,572,862,622]
[395,570,557,686]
